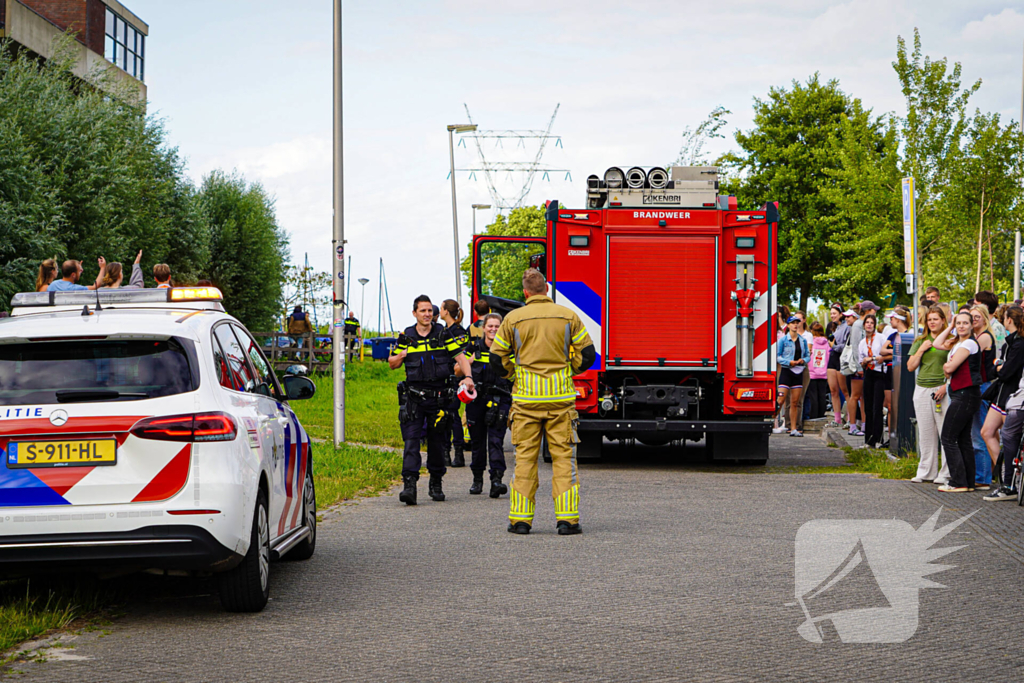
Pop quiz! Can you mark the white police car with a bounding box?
[0,287,318,612]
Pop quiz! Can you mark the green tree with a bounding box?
[930,113,1024,299]
[460,205,546,301]
[0,119,64,301]
[200,171,290,331]
[819,106,905,303]
[722,74,864,311]
[893,28,981,281]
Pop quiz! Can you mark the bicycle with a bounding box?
[1014,442,1024,506]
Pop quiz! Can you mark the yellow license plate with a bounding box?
[7,439,117,469]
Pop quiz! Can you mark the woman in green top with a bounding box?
[907,305,951,483]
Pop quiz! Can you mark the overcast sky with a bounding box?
[129,0,1024,329]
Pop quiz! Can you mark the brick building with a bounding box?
[0,0,147,100]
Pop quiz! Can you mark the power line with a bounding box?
[456,104,571,211]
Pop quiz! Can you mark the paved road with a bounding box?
[7,435,1024,682]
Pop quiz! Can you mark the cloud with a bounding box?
[195,136,331,181]
[961,8,1024,46]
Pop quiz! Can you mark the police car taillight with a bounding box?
[131,412,237,442]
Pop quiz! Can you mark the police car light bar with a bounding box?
[11,287,224,309]
[170,287,223,302]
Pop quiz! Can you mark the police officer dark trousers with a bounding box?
[389,296,474,505]
[439,299,470,467]
[463,316,512,496]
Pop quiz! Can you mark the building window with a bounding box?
[104,7,144,81]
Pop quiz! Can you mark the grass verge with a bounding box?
[840,446,919,479]
[312,442,402,506]
[291,361,403,449]
[765,445,920,478]
[291,360,405,506]
[0,578,118,658]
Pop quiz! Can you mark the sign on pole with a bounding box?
[902,177,919,332]
[901,177,916,275]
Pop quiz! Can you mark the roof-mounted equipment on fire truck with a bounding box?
[586,166,720,209]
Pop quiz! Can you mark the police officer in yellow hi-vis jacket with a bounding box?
[489,269,596,535]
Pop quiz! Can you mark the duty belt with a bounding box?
[408,385,452,402]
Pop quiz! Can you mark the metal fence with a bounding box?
[252,331,361,372]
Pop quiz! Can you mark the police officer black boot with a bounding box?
[428,473,445,502]
[489,472,508,498]
[469,471,484,495]
[451,439,466,468]
[443,448,452,468]
[398,475,417,506]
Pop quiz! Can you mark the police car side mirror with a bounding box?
[283,375,316,401]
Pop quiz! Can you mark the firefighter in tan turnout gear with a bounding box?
[490,269,596,535]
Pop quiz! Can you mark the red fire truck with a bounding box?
[470,166,778,463]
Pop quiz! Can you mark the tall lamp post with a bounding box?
[332,0,345,446]
[447,123,477,309]
[471,203,491,235]
[358,278,370,323]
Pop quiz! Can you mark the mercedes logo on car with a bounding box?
[49,409,69,427]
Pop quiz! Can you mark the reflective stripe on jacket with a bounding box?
[491,294,592,403]
[392,323,464,386]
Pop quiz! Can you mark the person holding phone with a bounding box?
[776,315,809,437]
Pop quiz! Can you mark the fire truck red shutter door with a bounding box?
[607,235,717,365]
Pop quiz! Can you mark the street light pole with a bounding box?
[332,0,345,446]
[1017,40,1023,301]
[447,124,477,310]
[471,203,491,235]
